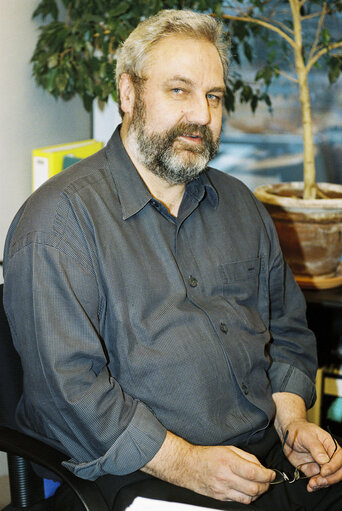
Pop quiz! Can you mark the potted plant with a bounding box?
[220,0,342,286]
[31,0,342,285]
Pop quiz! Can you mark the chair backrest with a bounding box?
[0,283,24,430]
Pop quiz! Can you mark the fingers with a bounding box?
[320,441,342,478]
[229,446,276,484]
[211,467,272,505]
[304,437,342,492]
[309,438,331,466]
[218,449,275,503]
[285,423,339,472]
[196,445,275,503]
[309,444,342,490]
[221,487,262,505]
[307,470,336,493]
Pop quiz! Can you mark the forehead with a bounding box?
[143,34,225,88]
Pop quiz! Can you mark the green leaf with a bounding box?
[243,41,252,63]
[29,0,342,118]
[263,66,273,85]
[241,85,253,103]
[328,59,341,84]
[108,2,130,17]
[251,94,258,113]
[255,69,264,81]
[111,89,118,103]
[261,93,272,108]
[47,53,59,69]
[233,22,249,42]
[46,68,57,93]
[266,47,277,65]
[55,72,68,92]
[32,0,58,21]
[233,79,243,91]
[213,3,223,17]
[254,66,273,85]
[224,86,235,113]
[82,93,94,112]
[321,28,331,46]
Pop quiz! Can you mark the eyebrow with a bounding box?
[165,76,226,94]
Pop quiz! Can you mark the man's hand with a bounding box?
[142,431,275,504]
[281,420,342,492]
[273,392,342,492]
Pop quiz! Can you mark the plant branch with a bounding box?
[302,3,338,19]
[289,0,304,63]
[108,38,115,63]
[289,0,317,199]
[267,0,285,18]
[221,13,295,49]
[301,12,323,21]
[307,41,342,73]
[258,16,294,35]
[59,48,72,61]
[277,69,299,83]
[308,2,327,64]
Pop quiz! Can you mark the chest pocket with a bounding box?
[219,257,267,334]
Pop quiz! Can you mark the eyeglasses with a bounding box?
[269,426,338,485]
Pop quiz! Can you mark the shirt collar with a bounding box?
[105,126,152,220]
[105,126,218,220]
[188,171,218,209]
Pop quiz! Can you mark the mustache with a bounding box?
[167,123,214,143]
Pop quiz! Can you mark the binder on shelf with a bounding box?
[32,139,103,191]
[63,155,82,169]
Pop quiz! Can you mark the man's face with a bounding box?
[126,35,225,184]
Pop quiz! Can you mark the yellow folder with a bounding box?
[32,139,103,191]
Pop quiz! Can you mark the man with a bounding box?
[3,9,342,510]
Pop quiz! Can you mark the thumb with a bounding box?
[310,441,330,465]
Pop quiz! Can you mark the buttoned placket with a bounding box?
[150,183,254,417]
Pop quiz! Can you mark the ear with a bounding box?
[119,73,135,115]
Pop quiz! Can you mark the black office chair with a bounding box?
[0,283,110,511]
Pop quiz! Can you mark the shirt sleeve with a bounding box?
[267,239,318,409]
[3,239,166,480]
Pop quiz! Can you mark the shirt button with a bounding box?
[189,276,198,287]
[242,383,249,395]
[220,322,228,334]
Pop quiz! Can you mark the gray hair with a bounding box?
[115,9,230,116]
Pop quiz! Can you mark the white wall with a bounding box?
[0,0,91,478]
[0,0,91,272]
[93,96,121,145]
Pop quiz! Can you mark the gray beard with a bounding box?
[129,98,220,185]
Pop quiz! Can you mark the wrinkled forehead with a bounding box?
[142,34,225,85]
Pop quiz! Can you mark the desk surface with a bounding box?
[303,286,342,308]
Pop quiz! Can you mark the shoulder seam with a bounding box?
[7,236,95,278]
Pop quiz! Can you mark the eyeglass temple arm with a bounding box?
[281,429,289,451]
[326,425,338,459]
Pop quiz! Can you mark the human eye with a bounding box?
[171,88,185,95]
[207,93,222,105]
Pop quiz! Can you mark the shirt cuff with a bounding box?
[269,361,316,410]
[62,401,167,480]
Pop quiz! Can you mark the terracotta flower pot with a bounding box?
[254,182,342,284]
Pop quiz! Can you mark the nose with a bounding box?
[185,94,211,125]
